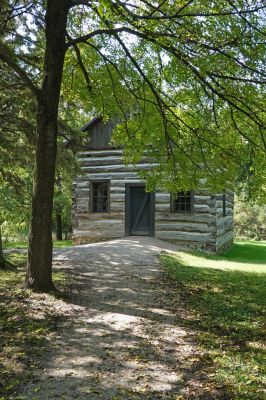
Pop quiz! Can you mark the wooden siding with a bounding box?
[72,150,234,252]
[154,191,217,251]
[214,190,234,252]
[86,119,117,149]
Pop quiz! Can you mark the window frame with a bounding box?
[170,190,194,214]
[90,180,110,213]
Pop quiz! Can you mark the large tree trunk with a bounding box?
[56,213,63,241]
[25,0,70,291]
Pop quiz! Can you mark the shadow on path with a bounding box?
[17,238,226,399]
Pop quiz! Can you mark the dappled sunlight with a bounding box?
[177,240,266,269]
[53,237,177,266]
[162,253,266,399]
[100,361,183,392]
[17,237,214,399]
[247,341,266,351]
[171,250,266,273]
[85,312,144,331]
[147,307,173,316]
[235,240,266,247]
[4,240,264,398]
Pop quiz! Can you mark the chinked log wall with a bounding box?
[72,149,234,252]
[215,189,234,252]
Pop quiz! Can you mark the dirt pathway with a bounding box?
[18,238,204,400]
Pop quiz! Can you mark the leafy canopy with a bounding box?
[1,0,266,195]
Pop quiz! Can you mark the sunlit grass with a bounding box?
[53,239,73,248]
[223,240,266,263]
[3,239,73,249]
[169,240,266,273]
[161,241,266,400]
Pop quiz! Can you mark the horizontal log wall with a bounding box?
[214,190,234,253]
[73,150,139,244]
[154,192,217,251]
[72,150,234,252]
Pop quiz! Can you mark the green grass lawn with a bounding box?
[3,239,72,249]
[170,240,266,273]
[161,241,266,400]
[223,240,266,263]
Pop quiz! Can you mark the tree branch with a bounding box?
[66,33,92,90]
[66,27,140,48]
[0,44,40,98]
[207,71,266,85]
[226,0,266,38]
[114,0,265,21]
[70,0,92,8]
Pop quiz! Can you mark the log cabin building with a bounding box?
[72,117,234,253]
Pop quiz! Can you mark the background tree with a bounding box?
[0,181,31,269]
[234,196,266,240]
[0,62,34,268]
[53,143,80,241]
[0,38,78,265]
[53,178,72,241]
[0,0,265,290]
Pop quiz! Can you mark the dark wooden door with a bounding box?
[125,185,155,236]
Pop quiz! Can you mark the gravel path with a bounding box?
[18,238,204,400]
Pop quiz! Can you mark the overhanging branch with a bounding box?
[66,33,92,90]
[70,0,92,8]
[66,27,140,48]
[0,44,40,98]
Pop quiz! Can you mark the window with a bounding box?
[171,191,193,213]
[91,181,110,212]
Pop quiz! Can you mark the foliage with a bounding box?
[2,1,266,195]
[0,179,32,238]
[234,197,266,240]
[64,0,266,193]
[0,102,75,244]
[161,244,266,400]
[0,63,34,233]
[0,43,78,244]
[1,0,266,289]
[0,253,69,398]
[0,62,33,249]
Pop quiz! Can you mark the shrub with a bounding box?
[234,197,266,240]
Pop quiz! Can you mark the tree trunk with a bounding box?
[0,224,14,269]
[56,213,63,241]
[25,0,70,291]
[0,224,6,269]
